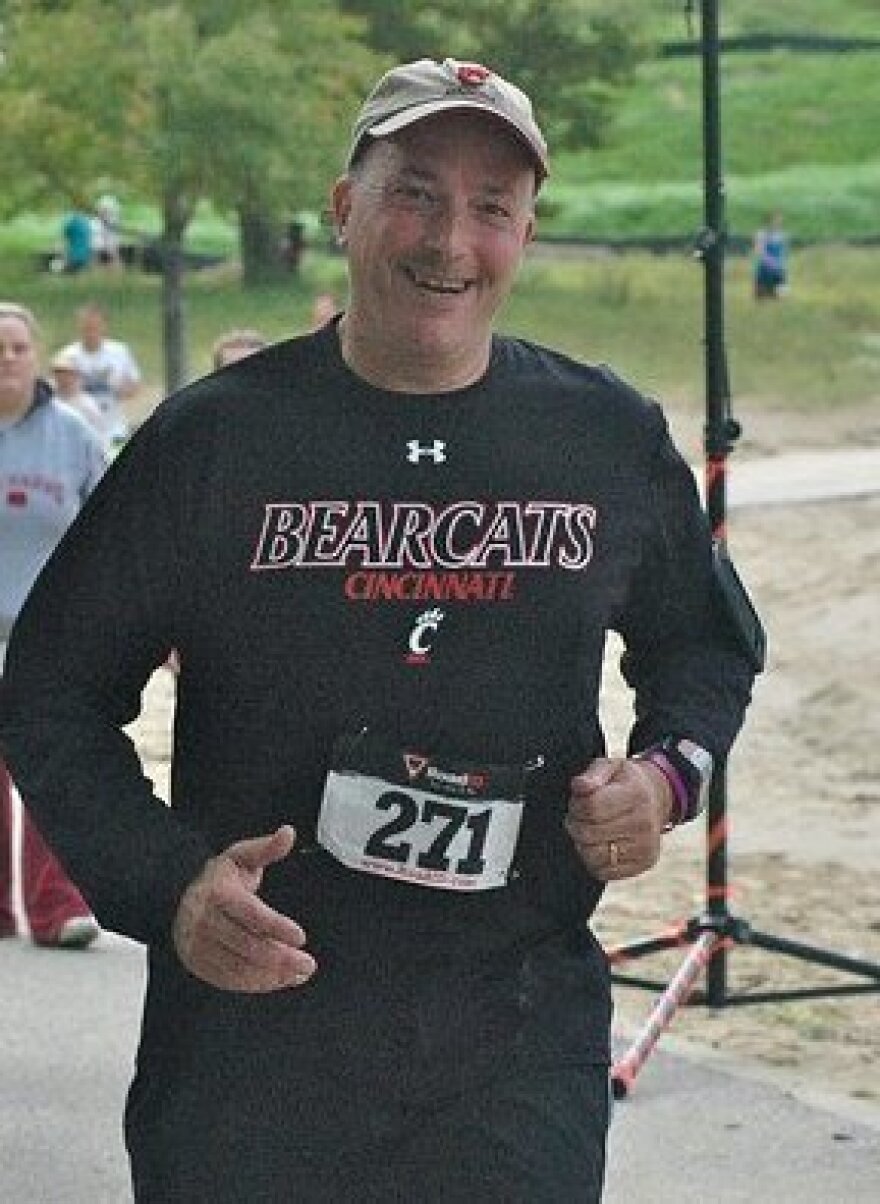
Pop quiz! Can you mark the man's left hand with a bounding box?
[565,757,674,881]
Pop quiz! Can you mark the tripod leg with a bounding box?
[746,927,880,980]
[606,921,689,967]
[611,932,723,1098]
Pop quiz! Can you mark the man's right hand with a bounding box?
[172,825,317,993]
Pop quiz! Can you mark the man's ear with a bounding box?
[523,210,537,248]
[331,176,353,245]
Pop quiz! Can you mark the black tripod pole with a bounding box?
[608,0,880,1098]
[699,0,738,1006]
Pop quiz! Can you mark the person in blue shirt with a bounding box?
[753,211,789,299]
[61,211,93,274]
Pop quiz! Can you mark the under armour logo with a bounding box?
[406,439,447,464]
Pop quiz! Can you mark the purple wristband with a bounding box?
[640,751,689,827]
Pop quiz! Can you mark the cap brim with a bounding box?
[367,98,547,179]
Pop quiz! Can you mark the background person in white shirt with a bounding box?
[60,302,141,444]
[91,194,122,267]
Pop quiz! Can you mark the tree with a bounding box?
[150,0,383,288]
[0,1,133,216]
[0,0,382,386]
[186,2,384,286]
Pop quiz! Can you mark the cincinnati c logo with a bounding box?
[406,607,445,664]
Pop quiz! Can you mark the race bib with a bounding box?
[317,732,529,891]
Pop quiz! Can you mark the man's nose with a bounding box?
[423,198,470,252]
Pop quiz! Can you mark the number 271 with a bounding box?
[364,791,490,875]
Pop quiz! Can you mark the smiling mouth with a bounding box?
[405,267,472,295]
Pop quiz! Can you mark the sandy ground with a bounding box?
[129,397,879,1113]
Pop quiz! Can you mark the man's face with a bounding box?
[79,309,105,349]
[0,315,38,411]
[52,367,80,398]
[333,111,536,370]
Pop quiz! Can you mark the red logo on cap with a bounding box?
[456,63,491,87]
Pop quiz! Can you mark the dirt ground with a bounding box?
[130,397,879,1113]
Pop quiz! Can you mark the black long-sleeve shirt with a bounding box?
[0,326,755,1165]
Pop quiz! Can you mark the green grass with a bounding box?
[541,160,880,242]
[563,54,880,180]
[536,1,880,239]
[541,49,880,239]
[504,244,880,416]
[640,0,880,41]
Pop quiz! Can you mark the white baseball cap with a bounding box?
[348,58,549,183]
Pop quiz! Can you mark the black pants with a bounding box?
[130,1062,610,1203]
